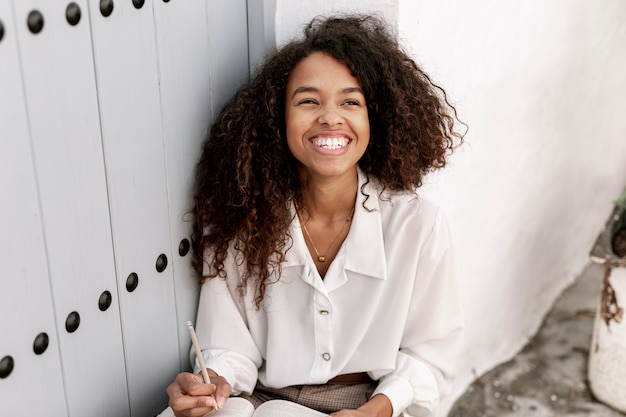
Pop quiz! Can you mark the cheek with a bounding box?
[357,119,371,152]
[285,115,308,141]
[284,122,302,157]
[359,135,371,154]
[285,109,301,131]
[359,118,371,141]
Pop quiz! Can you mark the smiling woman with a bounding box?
[284,51,370,276]
[163,14,466,417]
[286,52,370,182]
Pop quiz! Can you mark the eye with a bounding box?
[342,99,362,106]
[297,98,318,105]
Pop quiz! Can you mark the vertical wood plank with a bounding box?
[151,0,251,377]
[151,0,209,374]
[10,0,129,416]
[87,0,179,414]
[0,1,67,414]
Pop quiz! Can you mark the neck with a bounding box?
[298,169,358,221]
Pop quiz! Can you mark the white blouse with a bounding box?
[193,169,464,417]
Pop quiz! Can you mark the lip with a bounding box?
[307,131,354,151]
[308,130,354,139]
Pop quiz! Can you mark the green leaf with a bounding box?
[615,189,626,209]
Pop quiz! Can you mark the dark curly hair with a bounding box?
[193,14,465,306]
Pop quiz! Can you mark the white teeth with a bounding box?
[312,136,349,149]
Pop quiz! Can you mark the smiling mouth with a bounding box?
[311,136,350,149]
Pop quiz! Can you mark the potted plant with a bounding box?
[588,188,626,412]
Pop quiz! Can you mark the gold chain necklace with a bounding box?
[297,205,355,263]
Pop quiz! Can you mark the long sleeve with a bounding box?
[191,257,263,395]
[372,209,464,417]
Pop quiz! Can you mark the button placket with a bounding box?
[312,292,334,380]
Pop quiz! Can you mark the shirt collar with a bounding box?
[283,167,387,281]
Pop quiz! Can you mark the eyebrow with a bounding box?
[291,86,364,99]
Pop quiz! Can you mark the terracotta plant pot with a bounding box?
[588,202,626,412]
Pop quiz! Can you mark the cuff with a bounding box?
[373,372,439,417]
[194,355,236,388]
[195,350,257,395]
[372,374,414,417]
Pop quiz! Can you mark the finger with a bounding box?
[167,373,220,415]
[172,406,214,417]
[173,372,216,396]
[172,405,214,417]
[169,393,217,416]
[328,410,360,417]
[213,381,232,409]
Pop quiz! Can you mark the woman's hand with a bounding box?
[166,369,232,417]
[331,411,376,417]
[330,394,393,417]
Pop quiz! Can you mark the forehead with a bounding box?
[287,52,362,91]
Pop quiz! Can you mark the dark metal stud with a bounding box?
[100,0,114,17]
[132,0,145,9]
[179,238,190,257]
[66,2,81,26]
[27,10,44,34]
[0,20,5,43]
[0,356,14,379]
[126,272,139,292]
[98,290,112,311]
[65,311,80,333]
[163,0,170,3]
[33,332,49,355]
[156,254,168,272]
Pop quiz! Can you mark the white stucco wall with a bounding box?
[275,0,398,46]
[275,0,626,415]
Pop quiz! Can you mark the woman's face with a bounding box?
[285,52,370,183]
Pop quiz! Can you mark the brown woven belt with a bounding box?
[327,372,373,385]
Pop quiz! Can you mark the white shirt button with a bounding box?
[322,353,331,361]
[319,309,330,315]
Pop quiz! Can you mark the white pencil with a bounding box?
[187,320,220,411]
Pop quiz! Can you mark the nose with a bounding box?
[317,105,344,126]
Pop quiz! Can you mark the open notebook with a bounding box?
[157,397,327,417]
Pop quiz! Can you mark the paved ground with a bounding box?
[449,263,626,417]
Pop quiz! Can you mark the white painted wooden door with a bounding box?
[0,0,250,415]
[0,1,71,415]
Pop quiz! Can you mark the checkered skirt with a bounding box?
[239,381,377,414]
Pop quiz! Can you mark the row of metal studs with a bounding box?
[0,238,191,379]
[0,0,174,41]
